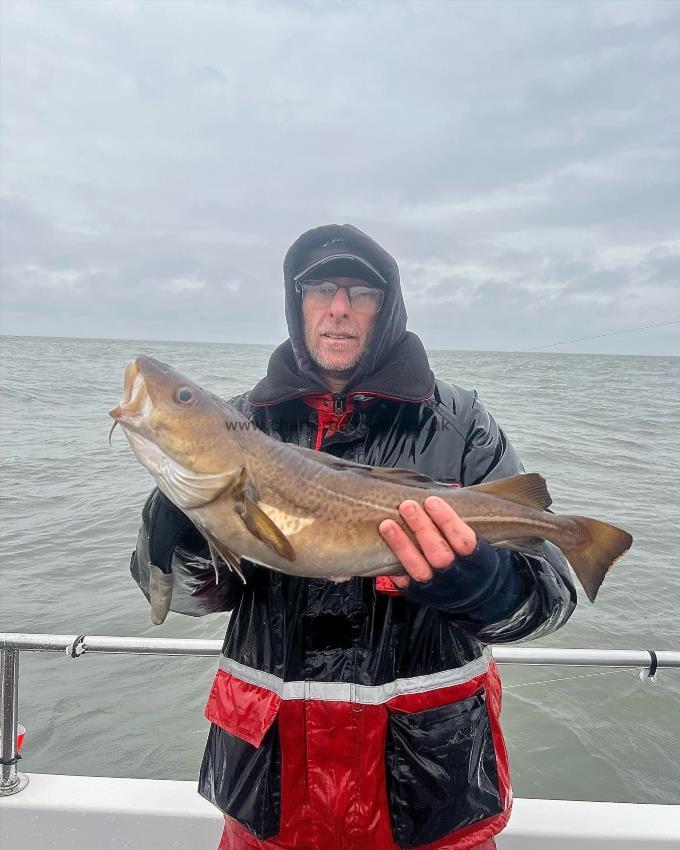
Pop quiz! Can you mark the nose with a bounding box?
[328,287,351,318]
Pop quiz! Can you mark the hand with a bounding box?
[379,497,477,589]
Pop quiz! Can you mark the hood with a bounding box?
[250,224,434,405]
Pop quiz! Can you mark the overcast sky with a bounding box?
[1,0,679,354]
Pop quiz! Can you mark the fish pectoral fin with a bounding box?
[467,473,552,511]
[230,465,295,562]
[493,537,546,557]
[237,495,296,562]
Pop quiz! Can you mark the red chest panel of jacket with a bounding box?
[203,657,511,850]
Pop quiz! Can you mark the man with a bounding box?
[131,224,576,850]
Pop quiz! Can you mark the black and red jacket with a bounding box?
[130,225,576,850]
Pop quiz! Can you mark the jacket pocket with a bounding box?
[200,669,282,840]
[385,688,503,849]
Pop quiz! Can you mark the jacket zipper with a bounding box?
[313,393,348,451]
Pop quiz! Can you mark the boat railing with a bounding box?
[2,632,679,797]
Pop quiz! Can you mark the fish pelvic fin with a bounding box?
[559,516,633,603]
[467,473,552,511]
[208,539,246,584]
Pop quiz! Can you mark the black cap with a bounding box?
[292,235,388,288]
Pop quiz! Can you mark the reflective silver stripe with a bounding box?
[217,649,490,705]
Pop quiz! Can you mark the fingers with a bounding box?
[379,518,433,584]
[400,500,456,568]
[378,497,478,587]
[423,496,477,557]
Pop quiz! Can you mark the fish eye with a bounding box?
[175,387,195,405]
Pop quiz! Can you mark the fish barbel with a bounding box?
[109,355,632,624]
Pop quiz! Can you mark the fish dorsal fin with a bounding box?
[362,465,447,489]
[293,445,447,490]
[467,473,552,511]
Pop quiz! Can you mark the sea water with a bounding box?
[1,335,678,803]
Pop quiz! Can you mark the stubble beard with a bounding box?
[304,327,366,376]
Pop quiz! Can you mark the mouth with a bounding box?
[320,332,357,341]
[108,359,152,425]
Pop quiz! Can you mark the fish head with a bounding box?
[109,356,244,508]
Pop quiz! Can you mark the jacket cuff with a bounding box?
[147,489,195,574]
[403,539,529,621]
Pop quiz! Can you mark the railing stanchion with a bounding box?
[0,647,29,795]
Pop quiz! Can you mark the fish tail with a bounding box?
[557,516,632,603]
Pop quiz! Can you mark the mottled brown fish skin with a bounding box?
[110,356,633,623]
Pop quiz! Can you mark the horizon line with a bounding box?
[1,331,677,358]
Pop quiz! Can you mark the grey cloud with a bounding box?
[645,250,680,283]
[1,0,679,353]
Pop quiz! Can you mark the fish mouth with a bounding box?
[108,358,152,426]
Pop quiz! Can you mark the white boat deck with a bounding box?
[3,637,680,848]
[1,773,679,849]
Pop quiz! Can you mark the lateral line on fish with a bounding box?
[310,477,401,515]
[463,516,552,527]
[331,492,401,514]
[304,462,557,522]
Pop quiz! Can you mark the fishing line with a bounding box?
[504,668,630,690]
[519,319,680,352]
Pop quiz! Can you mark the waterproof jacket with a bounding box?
[130,225,577,850]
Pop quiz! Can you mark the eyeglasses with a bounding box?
[295,279,385,315]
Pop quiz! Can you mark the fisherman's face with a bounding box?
[302,276,379,375]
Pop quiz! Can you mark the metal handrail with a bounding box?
[2,632,679,797]
[3,632,680,667]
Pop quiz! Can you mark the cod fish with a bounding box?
[109,356,632,624]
